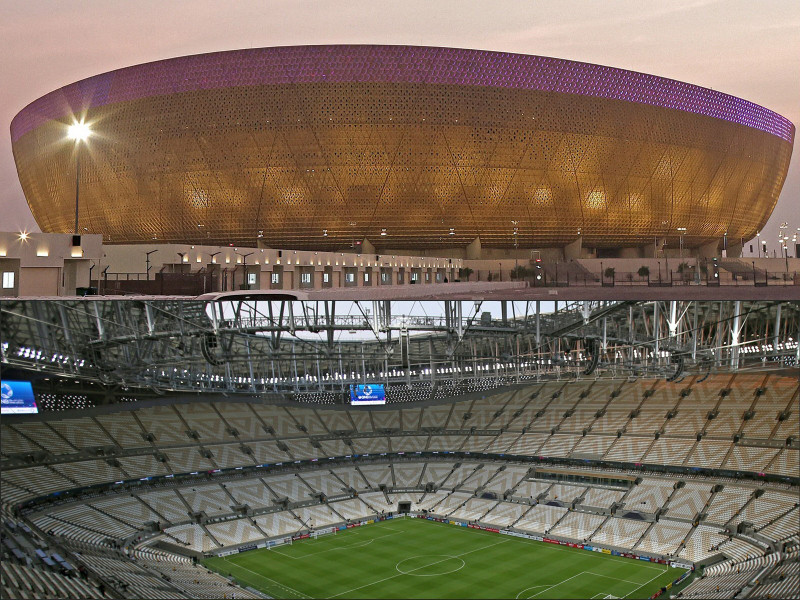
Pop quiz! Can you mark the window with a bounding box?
[271,273,280,284]
[363,271,370,282]
[323,272,330,283]
[301,272,312,284]
[2,272,14,289]
[247,273,257,285]
[345,272,355,283]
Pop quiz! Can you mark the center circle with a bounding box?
[396,555,466,577]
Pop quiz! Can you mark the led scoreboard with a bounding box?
[1,380,38,414]
[349,384,386,405]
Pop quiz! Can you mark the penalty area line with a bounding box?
[621,566,668,599]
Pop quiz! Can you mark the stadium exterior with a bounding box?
[10,45,795,257]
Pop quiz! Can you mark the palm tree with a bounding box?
[637,265,650,282]
[458,267,474,282]
[510,265,528,281]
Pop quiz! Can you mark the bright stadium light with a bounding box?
[67,121,92,142]
[66,120,92,234]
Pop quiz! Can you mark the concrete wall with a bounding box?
[0,233,102,296]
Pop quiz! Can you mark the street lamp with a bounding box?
[67,121,92,234]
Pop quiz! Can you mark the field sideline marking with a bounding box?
[328,537,510,598]
[222,556,311,599]
[424,519,665,572]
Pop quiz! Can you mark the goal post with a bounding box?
[268,536,292,549]
[310,526,337,541]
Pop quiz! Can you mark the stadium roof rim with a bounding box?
[11,43,795,143]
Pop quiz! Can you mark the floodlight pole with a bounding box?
[145,250,159,281]
[74,150,81,234]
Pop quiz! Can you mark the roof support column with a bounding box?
[730,301,742,370]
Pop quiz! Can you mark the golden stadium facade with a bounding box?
[10,45,795,251]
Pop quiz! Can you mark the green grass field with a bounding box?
[204,517,688,599]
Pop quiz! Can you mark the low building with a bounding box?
[91,243,462,295]
[0,232,102,297]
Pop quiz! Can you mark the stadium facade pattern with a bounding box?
[11,45,795,251]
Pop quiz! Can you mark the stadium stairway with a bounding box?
[545,507,571,534]
[723,489,760,530]
[674,522,699,558]
[509,504,535,528]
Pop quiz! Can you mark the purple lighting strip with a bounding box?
[11,45,794,143]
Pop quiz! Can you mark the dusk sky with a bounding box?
[2,0,798,248]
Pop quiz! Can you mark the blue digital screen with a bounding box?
[350,384,386,405]
[1,380,38,414]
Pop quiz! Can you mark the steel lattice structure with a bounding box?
[11,45,794,250]
[2,299,797,398]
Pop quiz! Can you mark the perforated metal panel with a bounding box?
[11,45,794,250]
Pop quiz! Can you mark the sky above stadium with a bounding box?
[2,0,798,251]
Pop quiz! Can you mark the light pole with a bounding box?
[236,251,254,289]
[677,227,686,260]
[145,250,158,281]
[67,121,92,234]
[512,220,519,273]
[350,221,358,253]
[779,222,789,271]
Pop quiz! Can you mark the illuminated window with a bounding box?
[345,272,355,283]
[271,273,280,284]
[301,272,312,284]
[247,273,257,285]
[323,272,330,283]
[2,272,14,289]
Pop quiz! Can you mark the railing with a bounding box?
[90,271,218,295]
[512,270,800,287]
[79,269,799,294]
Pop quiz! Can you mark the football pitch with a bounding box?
[204,517,689,598]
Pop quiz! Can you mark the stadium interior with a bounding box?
[1,299,798,599]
